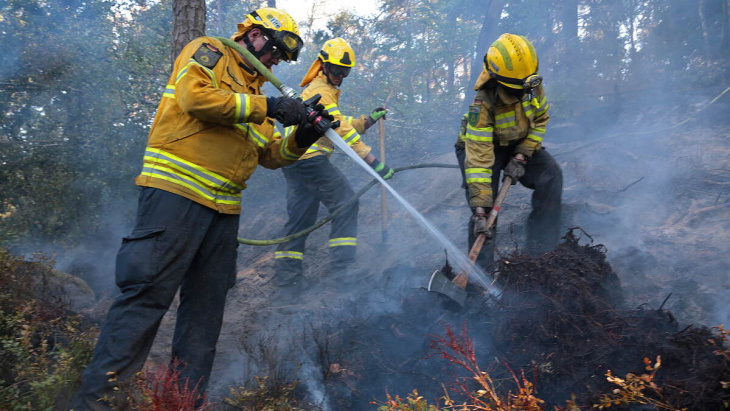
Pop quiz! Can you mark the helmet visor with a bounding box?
[271,30,303,61]
[326,63,351,78]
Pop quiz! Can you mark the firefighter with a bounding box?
[71,8,335,410]
[462,33,562,266]
[273,37,392,290]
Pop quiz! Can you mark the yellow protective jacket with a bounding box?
[135,37,308,214]
[464,74,550,208]
[286,72,372,160]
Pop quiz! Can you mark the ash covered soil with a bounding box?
[135,108,730,409]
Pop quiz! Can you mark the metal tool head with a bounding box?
[428,268,467,307]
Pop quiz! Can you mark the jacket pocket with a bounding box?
[115,226,166,289]
[222,67,253,94]
[164,118,216,145]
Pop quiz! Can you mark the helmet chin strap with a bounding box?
[488,69,543,107]
[242,32,274,60]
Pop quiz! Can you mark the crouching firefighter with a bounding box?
[71,8,337,410]
[460,33,562,267]
[274,37,393,291]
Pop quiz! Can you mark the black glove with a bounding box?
[266,96,307,127]
[368,158,394,180]
[471,212,493,239]
[503,156,526,185]
[294,95,338,148]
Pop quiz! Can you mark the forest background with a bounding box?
[2,0,727,262]
[0,0,729,409]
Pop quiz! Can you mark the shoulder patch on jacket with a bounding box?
[468,104,481,127]
[193,43,223,69]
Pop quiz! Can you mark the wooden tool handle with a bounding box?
[453,177,514,289]
[379,117,388,242]
[485,176,512,228]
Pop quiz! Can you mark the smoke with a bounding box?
[0,49,21,83]
[9,197,137,298]
[223,47,729,408]
[557,92,728,315]
[3,0,728,406]
[298,354,329,410]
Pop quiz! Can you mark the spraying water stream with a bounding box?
[325,129,499,296]
[211,37,499,297]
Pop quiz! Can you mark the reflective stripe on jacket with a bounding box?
[289,72,371,160]
[136,37,307,214]
[465,80,550,207]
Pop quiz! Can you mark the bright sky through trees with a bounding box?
[277,0,380,31]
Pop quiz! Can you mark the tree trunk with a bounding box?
[172,0,207,65]
[562,0,578,42]
[464,0,506,111]
[627,0,637,57]
[561,0,579,117]
[720,0,730,83]
[698,0,713,67]
[720,0,730,50]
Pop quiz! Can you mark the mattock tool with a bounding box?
[427,176,513,306]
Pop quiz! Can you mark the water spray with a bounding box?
[216,37,496,294]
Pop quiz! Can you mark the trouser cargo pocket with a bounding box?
[116,226,166,289]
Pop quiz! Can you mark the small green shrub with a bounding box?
[0,248,98,410]
[225,376,306,411]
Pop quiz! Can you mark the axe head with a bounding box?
[427,268,467,307]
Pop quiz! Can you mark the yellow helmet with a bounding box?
[319,37,356,67]
[300,37,356,87]
[232,8,303,61]
[484,33,541,90]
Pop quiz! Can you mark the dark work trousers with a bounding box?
[274,155,358,285]
[71,187,239,410]
[455,144,562,267]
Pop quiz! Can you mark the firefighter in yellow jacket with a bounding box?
[274,38,392,289]
[462,33,562,266]
[72,8,335,409]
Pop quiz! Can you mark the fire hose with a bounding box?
[213,38,461,245]
[236,163,459,245]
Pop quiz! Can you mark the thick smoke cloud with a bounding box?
[1,0,727,407]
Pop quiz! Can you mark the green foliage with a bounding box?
[2,0,726,251]
[342,0,485,150]
[500,0,729,125]
[375,390,439,411]
[0,0,169,249]
[225,376,307,411]
[0,248,98,409]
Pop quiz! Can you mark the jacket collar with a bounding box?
[231,49,267,89]
[309,72,341,99]
[496,84,523,105]
[473,69,492,90]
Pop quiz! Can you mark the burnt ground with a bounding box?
[139,117,730,409]
[258,228,729,410]
[486,229,729,408]
[64,98,729,409]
